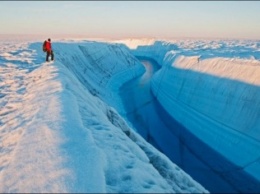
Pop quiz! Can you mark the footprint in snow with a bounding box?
[0,93,6,98]
[16,88,26,95]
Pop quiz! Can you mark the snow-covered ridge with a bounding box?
[0,41,207,193]
[29,41,145,111]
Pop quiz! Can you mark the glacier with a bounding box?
[0,37,260,193]
[117,39,260,192]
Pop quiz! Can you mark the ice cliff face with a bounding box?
[49,39,260,191]
[118,39,260,191]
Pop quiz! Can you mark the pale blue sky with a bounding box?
[0,1,260,39]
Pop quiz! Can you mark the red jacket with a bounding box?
[45,41,52,52]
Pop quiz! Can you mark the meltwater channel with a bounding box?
[117,57,259,193]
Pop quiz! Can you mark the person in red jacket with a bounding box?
[45,38,54,62]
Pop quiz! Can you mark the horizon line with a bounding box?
[0,34,259,41]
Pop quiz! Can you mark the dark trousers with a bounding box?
[46,50,54,61]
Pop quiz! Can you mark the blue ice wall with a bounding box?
[124,40,260,192]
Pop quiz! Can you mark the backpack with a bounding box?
[43,41,47,52]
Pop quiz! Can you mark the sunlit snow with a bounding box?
[1,37,260,193]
